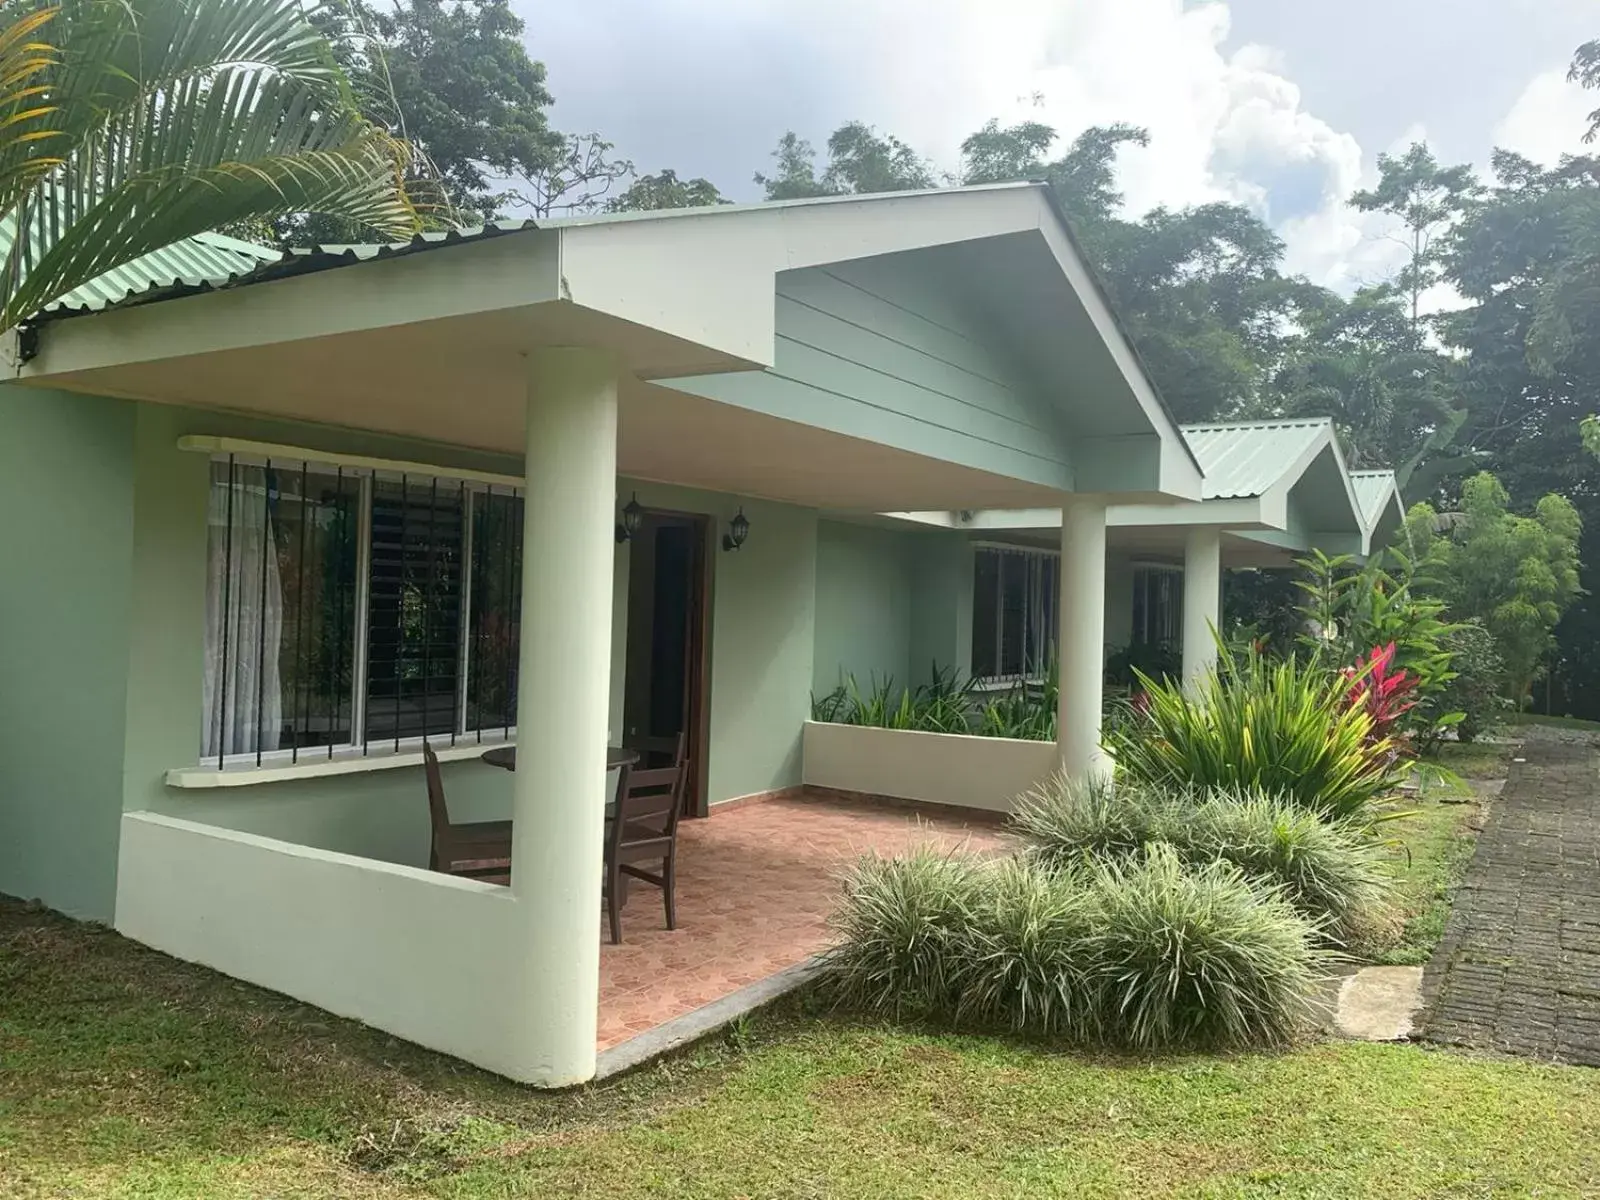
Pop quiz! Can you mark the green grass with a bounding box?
[1367,741,1510,967]
[1498,712,1600,731]
[4,894,1599,1198]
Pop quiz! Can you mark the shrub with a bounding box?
[809,666,977,734]
[1080,847,1333,1050]
[826,843,1335,1050]
[1106,645,1401,822]
[1430,621,1506,743]
[826,845,981,1018]
[1011,777,1392,945]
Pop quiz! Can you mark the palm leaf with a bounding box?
[0,0,419,332]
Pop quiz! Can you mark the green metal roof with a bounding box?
[1350,469,1401,527]
[1180,419,1333,500]
[19,231,281,317]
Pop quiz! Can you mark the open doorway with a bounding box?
[622,511,712,816]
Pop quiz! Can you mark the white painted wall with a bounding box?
[801,721,1056,814]
[114,811,546,1082]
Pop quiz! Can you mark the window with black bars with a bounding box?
[971,545,1059,683]
[1130,565,1183,646]
[202,454,527,766]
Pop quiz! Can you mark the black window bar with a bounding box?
[207,458,520,767]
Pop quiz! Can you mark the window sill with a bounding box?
[164,738,513,790]
[971,676,1045,693]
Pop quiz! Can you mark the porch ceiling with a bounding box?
[6,183,1203,510]
[10,320,1064,511]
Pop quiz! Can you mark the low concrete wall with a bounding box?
[801,721,1058,813]
[114,811,542,1081]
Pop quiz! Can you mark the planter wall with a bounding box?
[801,720,1057,814]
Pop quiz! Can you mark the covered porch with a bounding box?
[6,184,1199,1086]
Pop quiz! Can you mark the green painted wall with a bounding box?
[909,532,974,682]
[616,480,817,806]
[0,386,135,919]
[812,520,914,696]
[664,260,1075,492]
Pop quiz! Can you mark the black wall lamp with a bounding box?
[615,493,643,543]
[722,507,750,552]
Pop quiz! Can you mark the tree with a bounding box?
[1404,474,1582,706]
[1573,38,1600,143]
[310,0,559,225]
[1351,143,1479,329]
[1267,284,1461,471]
[754,131,834,200]
[606,169,725,212]
[820,121,935,194]
[1044,123,1150,229]
[509,132,632,218]
[0,0,416,333]
[755,122,934,200]
[959,119,1056,184]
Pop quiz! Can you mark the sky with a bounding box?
[516,0,1596,295]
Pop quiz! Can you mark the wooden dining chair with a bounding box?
[423,743,513,880]
[603,757,688,944]
[625,730,689,771]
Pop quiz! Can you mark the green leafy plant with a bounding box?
[1431,621,1507,743]
[1012,777,1393,946]
[1106,644,1402,823]
[1295,549,1462,739]
[1104,640,1180,687]
[1081,847,1335,1050]
[0,0,419,333]
[826,843,1334,1050]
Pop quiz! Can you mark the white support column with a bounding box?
[1182,526,1223,689]
[510,347,617,1087]
[1057,495,1109,783]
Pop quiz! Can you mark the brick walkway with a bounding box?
[1422,740,1600,1065]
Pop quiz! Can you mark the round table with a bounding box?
[480,745,639,771]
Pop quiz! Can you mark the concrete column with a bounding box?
[510,347,617,1087]
[1057,495,1109,782]
[1182,526,1222,688]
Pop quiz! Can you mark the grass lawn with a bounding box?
[4,894,1599,1199]
[1498,712,1600,732]
[1368,740,1509,967]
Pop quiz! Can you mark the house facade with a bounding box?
[0,183,1218,1086]
[815,416,1381,694]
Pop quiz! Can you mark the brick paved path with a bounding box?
[1421,740,1600,1065]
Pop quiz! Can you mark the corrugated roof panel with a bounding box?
[10,231,280,316]
[1179,419,1332,500]
[1349,469,1399,529]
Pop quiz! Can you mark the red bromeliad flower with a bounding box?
[1343,642,1417,745]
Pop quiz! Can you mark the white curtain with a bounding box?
[202,464,284,759]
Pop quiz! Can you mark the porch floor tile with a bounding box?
[595,792,1008,1052]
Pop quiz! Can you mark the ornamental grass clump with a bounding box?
[1079,847,1335,1050]
[1105,645,1399,823]
[826,841,1335,1050]
[826,846,982,1018]
[1011,776,1393,946]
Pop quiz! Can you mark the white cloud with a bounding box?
[525,0,1387,290]
[1494,67,1593,166]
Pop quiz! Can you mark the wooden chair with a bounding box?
[625,730,689,771]
[603,757,688,944]
[423,743,512,879]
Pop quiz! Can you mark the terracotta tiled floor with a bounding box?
[595,792,1009,1051]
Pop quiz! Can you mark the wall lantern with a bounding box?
[615,493,644,543]
[722,507,751,552]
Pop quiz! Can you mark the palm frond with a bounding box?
[0,0,419,331]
